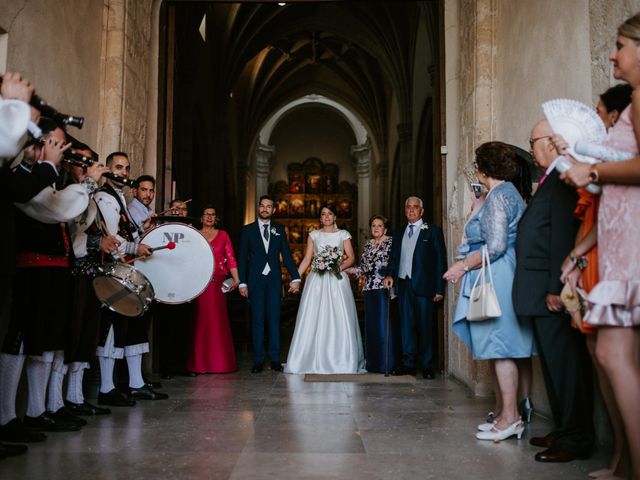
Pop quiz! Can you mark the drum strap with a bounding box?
[97,184,140,242]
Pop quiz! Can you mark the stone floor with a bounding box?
[1,363,607,480]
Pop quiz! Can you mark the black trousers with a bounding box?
[156,302,193,375]
[524,313,594,452]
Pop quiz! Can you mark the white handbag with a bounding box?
[466,245,502,321]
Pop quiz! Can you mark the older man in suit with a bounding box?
[238,195,300,373]
[384,196,446,379]
[513,119,594,463]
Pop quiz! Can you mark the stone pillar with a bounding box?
[351,142,371,251]
[446,0,496,396]
[255,142,276,209]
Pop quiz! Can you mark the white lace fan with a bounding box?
[542,98,607,163]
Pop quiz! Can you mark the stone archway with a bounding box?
[249,94,373,247]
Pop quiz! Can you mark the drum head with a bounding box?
[135,222,214,304]
[93,275,146,317]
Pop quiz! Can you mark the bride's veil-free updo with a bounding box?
[319,204,337,227]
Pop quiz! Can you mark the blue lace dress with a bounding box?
[452,182,535,360]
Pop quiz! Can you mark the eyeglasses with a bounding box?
[528,136,551,149]
[203,213,216,217]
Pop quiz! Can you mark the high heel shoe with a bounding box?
[477,422,495,432]
[519,398,534,424]
[475,420,525,441]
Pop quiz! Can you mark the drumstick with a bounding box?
[157,199,192,216]
[123,242,176,264]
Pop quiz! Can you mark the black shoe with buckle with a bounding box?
[97,389,136,407]
[129,384,169,400]
[0,418,46,443]
[65,400,111,416]
[49,407,87,427]
[23,412,81,432]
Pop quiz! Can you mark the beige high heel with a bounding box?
[475,420,525,441]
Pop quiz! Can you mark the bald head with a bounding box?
[529,119,556,170]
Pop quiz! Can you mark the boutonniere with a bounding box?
[420,223,429,231]
[270,227,280,236]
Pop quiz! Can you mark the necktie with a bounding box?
[263,224,270,241]
[537,173,548,187]
[408,224,414,238]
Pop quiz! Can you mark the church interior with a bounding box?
[0,0,638,478]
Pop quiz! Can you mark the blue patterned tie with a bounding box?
[408,224,414,238]
[263,224,270,241]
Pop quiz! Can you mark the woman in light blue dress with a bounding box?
[444,141,535,442]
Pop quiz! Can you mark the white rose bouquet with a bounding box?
[312,245,344,280]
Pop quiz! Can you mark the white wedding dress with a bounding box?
[284,230,366,374]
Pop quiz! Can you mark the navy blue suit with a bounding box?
[238,221,300,364]
[387,222,446,369]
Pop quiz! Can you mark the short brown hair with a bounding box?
[369,214,389,229]
[475,142,518,181]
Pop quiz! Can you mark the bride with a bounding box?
[284,205,365,374]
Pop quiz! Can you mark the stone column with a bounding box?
[447,0,496,396]
[351,141,371,251]
[255,142,276,205]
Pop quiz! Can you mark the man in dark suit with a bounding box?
[238,195,300,373]
[513,119,594,463]
[384,196,446,379]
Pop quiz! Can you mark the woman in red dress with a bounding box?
[188,206,240,373]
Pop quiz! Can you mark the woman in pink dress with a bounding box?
[559,14,640,479]
[188,206,240,373]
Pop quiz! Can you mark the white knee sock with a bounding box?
[0,352,26,425]
[46,351,67,413]
[126,354,145,389]
[66,362,87,404]
[98,357,115,394]
[26,353,53,418]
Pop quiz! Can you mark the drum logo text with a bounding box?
[164,232,185,243]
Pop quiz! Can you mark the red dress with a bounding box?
[187,230,238,373]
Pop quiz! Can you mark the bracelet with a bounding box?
[462,259,470,272]
[569,252,588,270]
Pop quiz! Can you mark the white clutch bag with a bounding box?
[466,245,502,321]
[221,277,234,293]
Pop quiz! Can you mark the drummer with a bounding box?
[94,152,167,405]
[128,175,156,231]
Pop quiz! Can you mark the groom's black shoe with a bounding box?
[270,362,284,372]
[392,365,416,376]
[251,363,264,373]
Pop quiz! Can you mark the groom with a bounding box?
[238,195,301,373]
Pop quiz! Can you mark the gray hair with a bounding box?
[404,196,424,208]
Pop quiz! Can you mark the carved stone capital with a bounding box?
[255,143,276,177]
[350,142,371,178]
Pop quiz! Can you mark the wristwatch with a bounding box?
[588,165,600,184]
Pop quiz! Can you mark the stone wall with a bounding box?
[0,0,153,180]
[98,0,154,181]
[589,0,640,103]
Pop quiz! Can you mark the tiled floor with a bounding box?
[1,365,607,479]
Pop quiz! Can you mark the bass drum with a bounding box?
[93,263,155,317]
[134,222,214,304]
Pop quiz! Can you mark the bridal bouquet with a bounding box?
[312,245,344,280]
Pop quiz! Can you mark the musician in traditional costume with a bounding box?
[93,152,167,404]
